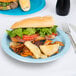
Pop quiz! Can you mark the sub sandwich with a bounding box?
[0,0,18,10]
[7,16,64,59]
[7,16,58,43]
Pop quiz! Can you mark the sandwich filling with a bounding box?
[7,25,58,42]
[0,1,18,10]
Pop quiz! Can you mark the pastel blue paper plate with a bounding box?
[0,0,46,16]
[1,28,70,63]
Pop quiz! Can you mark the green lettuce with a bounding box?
[14,28,23,38]
[6,30,16,37]
[38,28,52,37]
[6,25,58,38]
[23,28,36,35]
[7,28,22,38]
[51,25,58,33]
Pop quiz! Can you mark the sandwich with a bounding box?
[19,0,31,11]
[7,16,64,59]
[0,0,18,10]
[7,16,58,43]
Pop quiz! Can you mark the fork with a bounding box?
[62,23,76,53]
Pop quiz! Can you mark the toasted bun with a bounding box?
[11,16,54,29]
[0,0,17,2]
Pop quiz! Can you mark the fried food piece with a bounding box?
[10,42,33,57]
[40,54,47,59]
[10,42,24,54]
[54,41,64,46]
[20,47,33,57]
[24,41,41,59]
[39,44,59,56]
[44,40,53,45]
[20,51,33,57]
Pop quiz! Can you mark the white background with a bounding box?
[0,0,76,76]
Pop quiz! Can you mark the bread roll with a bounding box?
[11,16,54,29]
[19,0,30,11]
[0,0,17,2]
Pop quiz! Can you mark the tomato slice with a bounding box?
[52,33,58,36]
[22,34,39,41]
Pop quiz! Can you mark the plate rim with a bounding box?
[1,28,71,63]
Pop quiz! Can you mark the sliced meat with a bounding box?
[9,2,18,9]
[11,34,39,43]
[11,36,25,43]
[34,36,45,41]
[33,41,44,47]
[45,35,56,40]
[11,34,56,43]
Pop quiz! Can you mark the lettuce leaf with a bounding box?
[7,28,23,38]
[6,30,16,37]
[23,28,36,35]
[51,25,58,33]
[6,25,58,38]
[14,28,23,38]
[38,28,52,37]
